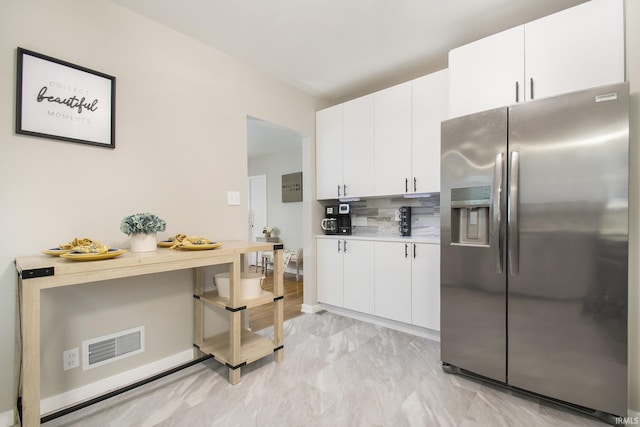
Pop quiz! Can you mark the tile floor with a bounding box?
[44,312,608,426]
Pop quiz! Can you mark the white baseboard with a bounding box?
[0,409,15,427]
[40,349,194,415]
[301,303,323,314]
[319,304,440,342]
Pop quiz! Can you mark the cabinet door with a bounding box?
[449,26,524,118]
[317,239,344,306]
[411,70,448,194]
[374,241,412,323]
[316,105,343,199]
[524,0,624,101]
[343,240,375,315]
[343,94,375,198]
[411,243,440,330]
[374,82,412,196]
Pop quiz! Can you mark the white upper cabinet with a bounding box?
[449,0,624,118]
[412,69,448,194]
[375,74,448,196]
[316,95,374,200]
[316,70,448,199]
[449,26,524,118]
[524,0,624,101]
[374,81,412,196]
[343,94,375,198]
[316,104,343,199]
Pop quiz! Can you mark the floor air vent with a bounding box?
[82,326,145,370]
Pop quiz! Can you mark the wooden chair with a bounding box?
[289,248,303,281]
[260,251,273,275]
[261,248,302,281]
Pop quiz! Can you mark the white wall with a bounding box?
[0,0,322,419]
[248,147,304,252]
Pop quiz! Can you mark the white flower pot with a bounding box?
[129,233,157,253]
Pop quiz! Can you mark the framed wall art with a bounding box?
[282,172,303,202]
[15,47,116,148]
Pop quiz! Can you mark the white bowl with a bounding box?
[214,272,264,299]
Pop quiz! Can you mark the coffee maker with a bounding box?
[321,204,352,235]
[321,205,339,234]
[337,203,352,235]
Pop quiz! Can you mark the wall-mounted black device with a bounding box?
[399,206,411,236]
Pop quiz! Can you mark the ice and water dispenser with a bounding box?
[450,186,490,246]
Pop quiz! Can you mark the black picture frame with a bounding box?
[15,47,116,148]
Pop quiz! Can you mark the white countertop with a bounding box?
[316,234,439,244]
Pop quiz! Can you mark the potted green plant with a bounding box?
[120,212,166,252]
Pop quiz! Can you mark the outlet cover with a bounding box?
[63,347,80,371]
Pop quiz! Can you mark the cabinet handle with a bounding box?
[337,185,341,197]
[343,240,348,252]
[337,240,341,252]
[413,177,417,192]
[515,81,520,103]
[530,78,534,100]
[405,243,408,258]
[405,178,408,193]
[343,184,347,196]
[413,243,417,259]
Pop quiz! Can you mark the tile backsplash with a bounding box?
[336,195,440,239]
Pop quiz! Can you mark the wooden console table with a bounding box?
[14,240,284,427]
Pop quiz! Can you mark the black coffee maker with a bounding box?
[337,203,352,235]
[321,204,352,235]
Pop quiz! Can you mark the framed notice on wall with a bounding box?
[282,172,303,202]
[15,47,116,148]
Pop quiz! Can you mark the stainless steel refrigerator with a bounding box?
[440,82,629,418]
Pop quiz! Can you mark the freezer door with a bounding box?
[441,107,508,382]
[507,83,628,416]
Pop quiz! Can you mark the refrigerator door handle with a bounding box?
[508,151,520,276]
[492,152,504,273]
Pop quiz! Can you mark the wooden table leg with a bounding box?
[273,249,284,363]
[21,280,41,427]
[228,255,242,383]
[193,268,205,357]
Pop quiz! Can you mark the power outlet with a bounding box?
[63,347,80,371]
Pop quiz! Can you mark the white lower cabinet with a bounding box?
[317,238,344,306]
[316,238,374,314]
[343,240,375,314]
[411,243,440,330]
[374,241,412,324]
[318,238,440,330]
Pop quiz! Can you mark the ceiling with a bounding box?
[109,0,587,104]
[108,0,588,156]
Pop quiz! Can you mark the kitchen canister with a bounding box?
[214,272,264,299]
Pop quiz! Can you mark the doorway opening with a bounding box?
[246,116,305,331]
